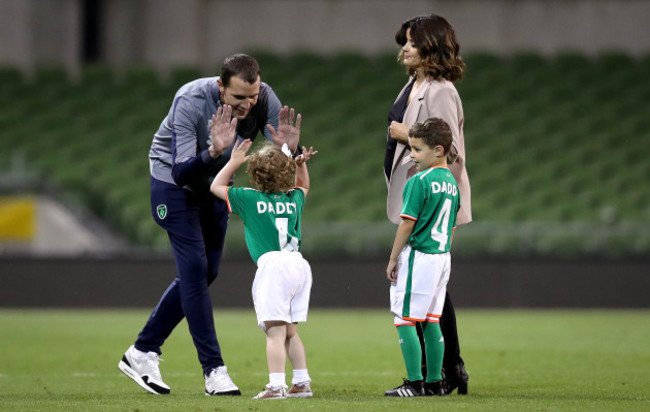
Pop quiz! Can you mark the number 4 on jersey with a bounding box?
[430,198,452,251]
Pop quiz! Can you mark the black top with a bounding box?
[384,79,414,180]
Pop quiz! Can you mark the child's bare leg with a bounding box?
[285,322,311,395]
[265,321,288,373]
[253,321,289,398]
[285,323,307,369]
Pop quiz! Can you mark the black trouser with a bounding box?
[416,291,463,379]
[136,178,228,375]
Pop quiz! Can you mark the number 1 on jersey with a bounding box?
[275,217,299,252]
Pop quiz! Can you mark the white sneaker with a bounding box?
[253,384,288,400]
[287,382,313,398]
[205,366,241,396]
[118,345,170,395]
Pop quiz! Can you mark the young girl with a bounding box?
[210,140,318,400]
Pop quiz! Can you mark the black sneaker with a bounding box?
[444,363,468,395]
[384,379,424,397]
[424,380,447,396]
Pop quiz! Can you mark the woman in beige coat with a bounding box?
[384,14,471,394]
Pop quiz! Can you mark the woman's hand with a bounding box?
[389,121,410,143]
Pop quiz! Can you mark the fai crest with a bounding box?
[156,204,168,220]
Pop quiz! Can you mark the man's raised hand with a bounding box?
[268,106,301,153]
[209,105,238,158]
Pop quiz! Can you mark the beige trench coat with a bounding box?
[385,77,472,225]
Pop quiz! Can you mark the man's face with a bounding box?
[218,75,261,119]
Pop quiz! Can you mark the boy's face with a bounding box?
[408,136,444,171]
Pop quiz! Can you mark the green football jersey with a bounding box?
[226,187,305,262]
[400,166,460,254]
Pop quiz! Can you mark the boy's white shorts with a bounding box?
[390,245,450,326]
[253,251,312,331]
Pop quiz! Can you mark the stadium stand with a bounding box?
[1,52,648,256]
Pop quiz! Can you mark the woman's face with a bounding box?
[402,28,422,69]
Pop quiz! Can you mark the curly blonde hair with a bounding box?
[395,14,465,82]
[246,142,295,193]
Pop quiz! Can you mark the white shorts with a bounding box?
[390,245,450,326]
[252,251,312,331]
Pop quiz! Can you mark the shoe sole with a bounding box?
[118,358,170,395]
[287,392,313,398]
[252,396,287,400]
[384,389,423,397]
[205,389,242,396]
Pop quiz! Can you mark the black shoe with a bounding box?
[384,379,424,397]
[444,363,469,395]
[424,380,447,396]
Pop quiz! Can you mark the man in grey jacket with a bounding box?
[118,53,301,396]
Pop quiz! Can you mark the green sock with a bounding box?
[396,325,423,382]
[422,322,444,382]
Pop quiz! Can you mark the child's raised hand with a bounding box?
[231,139,252,164]
[295,146,318,166]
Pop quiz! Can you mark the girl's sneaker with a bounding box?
[253,385,288,400]
[287,382,313,398]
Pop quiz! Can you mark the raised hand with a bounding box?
[267,106,301,153]
[230,139,252,165]
[209,105,238,157]
[295,146,318,166]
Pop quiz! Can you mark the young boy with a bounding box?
[210,139,318,400]
[385,118,460,397]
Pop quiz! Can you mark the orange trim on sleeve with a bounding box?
[400,214,418,221]
[225,188,232,213]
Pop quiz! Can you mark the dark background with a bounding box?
[2,256,647,308]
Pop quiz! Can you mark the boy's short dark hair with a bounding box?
[220,53,260,86]
[409,118,453,154]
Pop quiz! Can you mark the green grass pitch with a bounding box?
[0,309,648,411]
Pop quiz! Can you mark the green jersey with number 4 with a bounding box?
[400,166,460,254]
[226,187,305,262]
